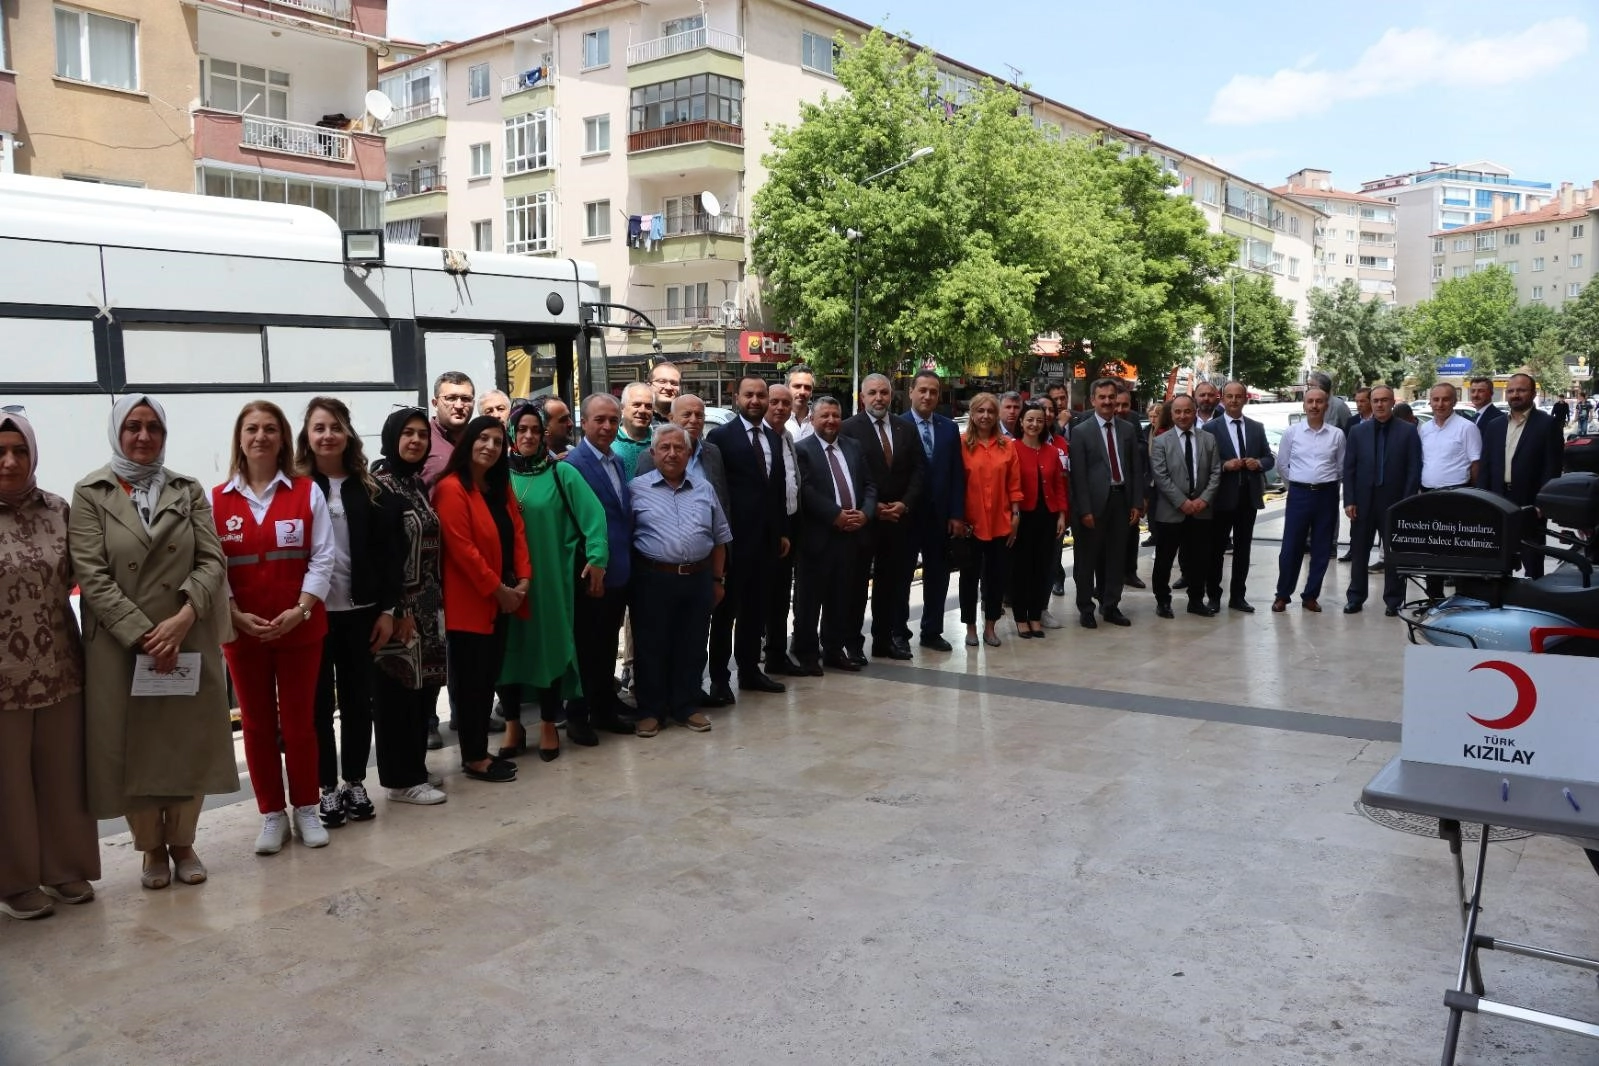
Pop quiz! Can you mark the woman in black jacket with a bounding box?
[297,398,403,828]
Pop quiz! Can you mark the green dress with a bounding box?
[498,462,609,695]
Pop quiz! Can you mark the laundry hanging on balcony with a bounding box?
[627,215,643,247]
[518,67,548,90]
[649,214,665,242]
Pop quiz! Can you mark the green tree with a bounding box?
[1559,281,1599,389]
[1305,279,1406,388]
[1201,272,1300,390]
[1407,265,1518,371]
[1497,302,1559,359]
[1522,328,1573,395]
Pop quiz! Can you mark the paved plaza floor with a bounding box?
[5,513,1599,1065]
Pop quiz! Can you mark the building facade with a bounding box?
[1361,161,1554,306]
[1,0,387,227]
[1276,168,1396,304]
[1429,181,1598,311]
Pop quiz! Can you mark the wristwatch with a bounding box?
[712,575,726,585]
[300,603,312,622]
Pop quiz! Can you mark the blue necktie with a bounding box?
[919,419,934,459]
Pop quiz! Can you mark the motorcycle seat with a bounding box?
[1494,569,1599,621]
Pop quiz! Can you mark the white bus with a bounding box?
[0,174,603,498]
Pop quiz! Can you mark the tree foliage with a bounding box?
[1559,281,1599,387]
[1199,273,1301,390]
[1522,329,1573,395]
[1305,279,1407,389]
[1406,265,1518,371]
[750,29,1232,388]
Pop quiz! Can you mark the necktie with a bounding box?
[877,419,894,466]
[1183,430,1195,497]
[826,444,853,509]
[1105,421,1122,483]
[1233,419,1246,466]
[1376,421,1387,487]
[751,425,767,479]
[919,418,934,459]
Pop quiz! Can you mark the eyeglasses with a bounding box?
[437,393,474,407]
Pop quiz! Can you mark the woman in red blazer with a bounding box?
[431,416,530,783]
[1011,403,1069,638]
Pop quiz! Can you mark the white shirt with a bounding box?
[1418,414,1482,489]
[739,415,772,476]
[820,439,858,508]
[786,412,815,443]
[1276,421,1344,486]
[220,471,335,602]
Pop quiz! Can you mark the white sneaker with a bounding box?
[1040,609,1063,630]
[388,783,448,806]
[255,810,290,855]
[292,804,329,848]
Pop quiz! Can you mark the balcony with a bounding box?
[626,121,744,177]
[385,166,446,222]
[263,0,351,19]
[630,213,746,265]
[195,0,382,39]
[194,109,386,178]
[388,98,441,126]
[383,98,446,149]
[242,115,350,160]
[627,27,744,66]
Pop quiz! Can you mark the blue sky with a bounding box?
[389,0,1597,191]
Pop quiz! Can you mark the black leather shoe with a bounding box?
[1342,603,1363,615]
[1155,602,1175,619]
[823,653,862,672]
[873,639,913,661]
[565,721,599,747]
[1186,603,1216,617]
[1125,575,1147,590]
[425,725,444,751]
[1208,597,1222,612]
[739,672,786,693]
[1337,553,1352,563]
[919,634,952,652]
[1101,609,1132,627]
[704,683,736,707]
[592,715,636,735]
[765,654,804,676]
[1384,606,1400,617]
[1051,582,1065,597]
[1228,599,1255,614]
[846,652,869,668]
[1172,577,1188,590]
[1079,611,1098,629]
[797,658,824,676]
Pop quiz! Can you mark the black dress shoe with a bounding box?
[888,639,914,660]
[592,715,636,736]
[919,634,953,652]
[1173,577,1189,590]
[765,654,804,676]
[565,721,599,747]
[1343,603,1363,615]
[1208,597,1222,612]
[704,683,736,707]
[1079,611,1098,629]
[797,658,825,676]
[426,725,444,751]
[823,653,862,672]
[1186,603,1216,617]
[1155,602,1175,619]
[1125,575,1147,590]
[739,672,786,693]
[1384,606,1400,617]
[1228,598,1254,614]
[1051,582,1066,597]
[846,652,869,668]
[1101,608,1132,627]
[1337,553,1353,563]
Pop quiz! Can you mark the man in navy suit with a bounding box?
[1477,372,1565,577]
[898,370,965,651]
[840,373,924,661]
[1202,381,1275,613]
[704,375,791,702]
[1468,376,1505,430]
[1341,386,1422,615]
[563,394,637,744]
[793,397,878,672]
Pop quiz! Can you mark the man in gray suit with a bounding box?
[1149,394,1221,618]
[635,394,730,518]
[1069,378,1145,628]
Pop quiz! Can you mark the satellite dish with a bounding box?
[364,89,394,123]
[700,191,722,217]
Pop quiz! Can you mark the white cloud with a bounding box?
[1207,17,1589,125]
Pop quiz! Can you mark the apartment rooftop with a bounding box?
[1273,184,1391,206]
[1430,181,1599,238]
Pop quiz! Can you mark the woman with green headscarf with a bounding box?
[495,399,609,762]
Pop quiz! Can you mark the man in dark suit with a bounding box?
[792,397,878,672]
[899,371,965,651]
[563,394,637,744]
[840,373,924,661]
[1115,383,1150,590]
[1149,394,1221,618]
[761,384,804,676]
[704,375,791,702]
[1341,385,1423,615]
[1477,372,1564,577]
[1202,381,1275,613]
[1468,376,1505,430]
[1069,378,1145,627]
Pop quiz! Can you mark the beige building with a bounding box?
[377,0,1323,377]
[1276,169,1396,303]
[1,0,387,227]
[1430,181,1598,311]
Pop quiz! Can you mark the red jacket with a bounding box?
[212,477,327,648]
[431,474,531,634]
[1015,438,1068,514]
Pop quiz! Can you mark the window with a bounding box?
[629,75,743,132]
[1359,256,1392,270]
[1432,263,1444,280]
[469,142,491,178]
[1534,229,1546,243]
[203,59,288,118]
[1453,266,1470,278]
[1346,229,1356,241]
[1532,257,1545,271]
[583,115,610,155]
[506,192,554,254]
[1504,232,1521,246]
[1573,224,1587,239]
[54,5,138,90]
[1507,261,1519,275]
[1442,186,1470,206]
[468,63,490,101]
[1288,215,1300,236]
[662,14,705,37]
[1201,180,1219,206]
[196,166,380,228]
[584,199,611,240]
[801,31,840,76]
[1475,234,1496,251]
[1572,253,1585,269]
[1531,286,1544,300]
[1345,253,1355,266]
[665,282,710,324]
[1345,204,1357,216]
[505,110,552,173]
[472,220,492,252]
[1570,283,1583,298]
[1287,257,1300,280]
[1433,238,1444,253]
[1452,238,1470,253]
[582,29,609,69]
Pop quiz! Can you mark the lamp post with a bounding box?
[850,146,934,408]
[1227,268,1238,383]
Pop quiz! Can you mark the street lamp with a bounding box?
[851,146,934,407]
[1227,268,1237,383]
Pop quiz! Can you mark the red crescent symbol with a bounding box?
[1467,661,1538,729]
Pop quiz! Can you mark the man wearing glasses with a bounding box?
[649,362,681,425]
[421,371,475,489]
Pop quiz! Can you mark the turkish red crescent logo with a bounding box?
[1467,660,1537,729]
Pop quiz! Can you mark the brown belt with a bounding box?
[638,555,712,575]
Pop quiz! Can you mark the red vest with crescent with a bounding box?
[212,476,327,647]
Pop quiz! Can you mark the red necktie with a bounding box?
[1105,422,1122,483]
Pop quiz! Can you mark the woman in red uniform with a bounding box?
[1010,403,1068,638]
[213,401,334,854]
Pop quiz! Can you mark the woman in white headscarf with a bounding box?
[68,395,238,891]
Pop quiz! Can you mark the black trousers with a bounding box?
[794,531,864,658]
[372,669,431,790]
[905,518,953,640]
[1345,508,1406,610]
[1206,507,1258,604]
[1073,487,1129,612]
[959,537,1009,624]
[446,623,507,765]
[633,567,715,721]
[1009,506,1057,623]
[764,523,799,665]
[1153,518,1212,607]
[314,606,378,789]
[710,545,770,684]
[853,517,913,649]
[1124,515,1143,578]
[571,585,629,725]
[494,684,563,723]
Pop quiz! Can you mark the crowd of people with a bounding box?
[0,362,1566,919]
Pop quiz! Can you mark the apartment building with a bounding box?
[1429,181,1598,311]
[1276,168,1396,304]
[377,0,1323,375]
[1,0,387,227]
[1361,161,1554,305]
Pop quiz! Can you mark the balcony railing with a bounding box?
[501,70,549,96]
[661,212,745,238]
[260,0,352,19]
[626,27,744,65]
[628,305,734,329]
[387,165,445,200]
[627,120,743,154]
[1223,203,1270,227]
[387,98,442,127]
[242,115,352,161]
